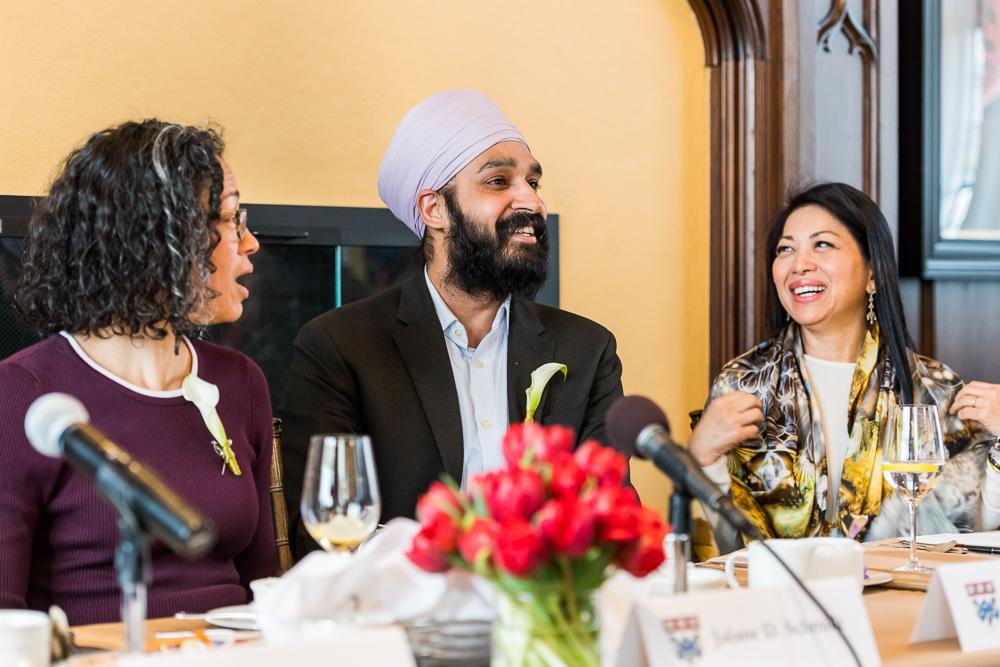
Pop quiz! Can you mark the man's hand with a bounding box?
[688,392,763,466]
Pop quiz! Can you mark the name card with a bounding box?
[912,560,1000,651]
[118,627,416,667]
[613,577,880,667]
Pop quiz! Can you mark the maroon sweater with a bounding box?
[0,335,279,625]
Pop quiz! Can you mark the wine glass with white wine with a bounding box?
[882,404,946,573]
[301,434,381,555]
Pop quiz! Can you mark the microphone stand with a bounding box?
[99,467,152,654]
[665,486,692,593]
[115,516,151,654]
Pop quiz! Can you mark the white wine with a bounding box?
[305,515,376,553]
[882,461,944,503]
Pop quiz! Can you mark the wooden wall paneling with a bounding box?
[896,276,934,356]
[813,0,881,200]
[689,0,770,374]
[878,1,899,240]
[932,282,1000,383]
[897,277,923,351]
[918,278,934,358]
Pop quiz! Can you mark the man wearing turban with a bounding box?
[280,90,624,556]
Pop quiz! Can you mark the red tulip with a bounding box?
[548,452,587,498]
[583,487,642,542]
[532,423,575,462]
[480,468,546,524]
[618,507,669,577]
[406,514,458,573]
[536,497,596,557]
[410,421,670,585]
[493,518,547,576]
[574,440,627,487]
[503,422,575,467]
[416,481,463,525]
[459,517,501,565]
[501,423,531,467]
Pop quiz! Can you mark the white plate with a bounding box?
[204,605,259,631]
[864,571,893,587]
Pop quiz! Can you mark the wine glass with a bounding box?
[882,404,946,573]
[301,434,381,555]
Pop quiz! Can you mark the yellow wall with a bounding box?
[0,1,709,511]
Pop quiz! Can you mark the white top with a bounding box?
[59,331,198,398]
[803,354,856,521]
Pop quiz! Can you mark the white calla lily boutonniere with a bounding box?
[182,374,242,476]
[524,362,568,422]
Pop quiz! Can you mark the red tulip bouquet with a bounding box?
[407,422,669,667]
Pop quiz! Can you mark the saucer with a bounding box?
[864,571,893,587]
[204,605,259,631]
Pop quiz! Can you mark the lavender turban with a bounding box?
[377,89,528,238]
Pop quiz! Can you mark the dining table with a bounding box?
[69,539,1000,666]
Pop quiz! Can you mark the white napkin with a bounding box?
[256,518,494,644]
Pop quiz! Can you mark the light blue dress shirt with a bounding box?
[424,268,510,487]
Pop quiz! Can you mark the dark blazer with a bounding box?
[279,269,624,557]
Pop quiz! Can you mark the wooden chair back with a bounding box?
[270,417,294,573]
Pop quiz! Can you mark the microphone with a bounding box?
[606,395,762,540]
[25,393,216,558]
[607,396,861,666]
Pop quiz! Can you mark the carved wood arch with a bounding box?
[818,1,878,58]
[817,1,881,197]
[687,0,770,373]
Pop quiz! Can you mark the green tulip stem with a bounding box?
[557,557,579,624]
[493,583,599,667]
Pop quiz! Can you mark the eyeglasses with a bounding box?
[220,208,249,241]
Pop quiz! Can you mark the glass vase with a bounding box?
[491,586,599,667]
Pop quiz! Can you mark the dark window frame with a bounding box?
[899,0,1000,279]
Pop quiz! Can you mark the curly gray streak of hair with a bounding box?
[152,123,219,322]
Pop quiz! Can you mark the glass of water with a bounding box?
[882,404,946,573]
[301,434,381,555]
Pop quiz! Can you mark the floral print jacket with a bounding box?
[708,323,990,542]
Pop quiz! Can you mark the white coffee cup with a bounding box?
[724,537,865,591]
[0,610,51,667]
[249,576,280,601]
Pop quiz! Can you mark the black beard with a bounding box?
[441,189,549,301]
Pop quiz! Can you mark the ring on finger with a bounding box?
[973,397,978,408]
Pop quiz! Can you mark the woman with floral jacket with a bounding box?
[688,182,993,552]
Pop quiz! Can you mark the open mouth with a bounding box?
[790,283,826,302]
[235,273,252,299]
[511,226,537,243]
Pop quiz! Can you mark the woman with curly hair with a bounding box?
[688,182,996,553]
[0,119,278,624]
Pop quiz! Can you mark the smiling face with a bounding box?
[447,140,547,242]
[437,140,550,299]
[194,158,259,324]
[772,204,873,334]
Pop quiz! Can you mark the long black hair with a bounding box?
[17,119,225,340]
[764,182,915,401]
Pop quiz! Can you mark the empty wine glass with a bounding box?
[301,434,381,555]
[882,404,946,573]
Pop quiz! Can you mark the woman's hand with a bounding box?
[951,381,1000,435]
[688,391,764,466]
